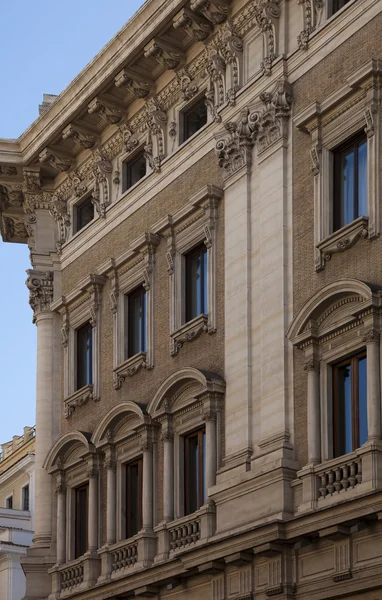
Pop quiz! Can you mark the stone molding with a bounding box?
[25,270,54,322]
[64,384,95,419]
[113,352,148,390]
[315,216,369,270]
[215,78,292,180]
[171,313,209,356]
[297,0,323,50]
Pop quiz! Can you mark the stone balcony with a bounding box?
[293,441,382,514]
[49,553,100,598]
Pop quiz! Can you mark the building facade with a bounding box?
[0,427,35,600]
[1,0,382,599]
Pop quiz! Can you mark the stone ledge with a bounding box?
[316,216,369,271]
[113,352,148,390]
[171,313,209,356]
[64,384,95,418]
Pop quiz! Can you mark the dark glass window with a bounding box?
[22,485,30,511]
[75,196,94,233]
[124,287,146,359]
[75,484,88,559]
[333,134,367,231]
[126,459,142,539]
[76,322,93,390]
[185,244,208,323]
[329,0,352,17]
[6,496,13,509]
[184,429,206,516]
[181,98,208,143]
[123,151,147,192]
[333,352,367,457]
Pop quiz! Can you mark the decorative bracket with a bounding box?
[144,38,184,71]
[190,0,231,24]
[173,7,213,41]
[39,148,72,172]
[88,97,123,125]
[62,124,96,149]
[115,69,152,98]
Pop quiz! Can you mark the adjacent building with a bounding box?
[0,427,35,600]
[1,0,382,599]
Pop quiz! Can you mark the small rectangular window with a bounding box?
[185,244,208,323]
[329,0,352,17]
[76,322,93,390]
[124,286,147,359]
[333,133,367,231]
[184,429,206,516]
[181,98,208,144]
[126,458,143,539]
[22,485,30,511]
[75,484,88,558]
[5,496,13,509]
[74,196,94,233]
[333,351,367,457]
[123,151,147,193]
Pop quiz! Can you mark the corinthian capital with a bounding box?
[26,270,54,322]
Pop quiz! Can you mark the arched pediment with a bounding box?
[91,402,147,446]
[43,431,93,472]
[147,368,225,417]
[288,279,379,343]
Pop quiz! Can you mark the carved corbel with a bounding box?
[62,124,96,149]
[91,151,113,217]
[364,103,378,138]
[145,97,168,172]
[205,47,226,110]
[190,0,231,24]
[49,194,70,254]
[297,0,323,50]
[23,169,41,192]
[173,8,213,41]
[256,78,293,153]
[218,22,244,106]
[214,108,255,180]
[88,97,123,125]
[115,69,152,98]
[253,0,281,76]
[61,309,69,348]
[144,38,184,71]
[25,270,54,322]
[39,148,72,172]
[120,124,140,154]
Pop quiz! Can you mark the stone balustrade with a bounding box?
[317,458,362,498]
[60,561,84,591]
[111,538,138,572]
[168,515,201,551]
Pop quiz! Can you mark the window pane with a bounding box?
[126,460,142,538]
[182,99,208,142]
[358,356,368,446]
[340,149,355,227]
[76,197,94,232]
[23,485,30,511]
[337,364,353,456]
[75,485,88,558]
[125,152,146,191]
[77,323,93,390]
[357,140,368,217]
[127,287,146,358]
[186,245,207,322]
[185,434,199,515]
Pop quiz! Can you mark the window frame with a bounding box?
[185,243,208,323]
[73,194,95,235]
[124,457,143,539]
[184,428,206,516]
[333,132,368,232]
[125,285,147,360]
[332,350,367,458]
[122,150,147,194]
[180,96,208,145]
[74,483,88,559]
[75,321,94,391]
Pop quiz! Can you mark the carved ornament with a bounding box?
[115,69,151,98]
[39,148,72,172]
[190,0,231,25]
[50,194,70,254]
[173,8,213,41]
[297,0,323,50]
[0,165,17,177]
[88,97,123,124]
[144,39,183,71]
[62,124,96,149]
[25,270,54,322]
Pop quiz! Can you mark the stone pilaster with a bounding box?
[364,329,381,441]
[304,358,321,464]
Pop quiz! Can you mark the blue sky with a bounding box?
[0,0,145,444]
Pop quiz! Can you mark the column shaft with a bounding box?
[205,418,217,492]
[56,491,66,564]
[163,438,174,522]
[106,467,116,545]
[142,449,153,530]
[34,312,54,546]
[88,475,98,552]
[306,363,321,464]
[367,337,381,441]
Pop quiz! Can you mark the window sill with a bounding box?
[113,352,147,390]
[316,216,369,271]
[64,384,95,419]
[171,314,209,356]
